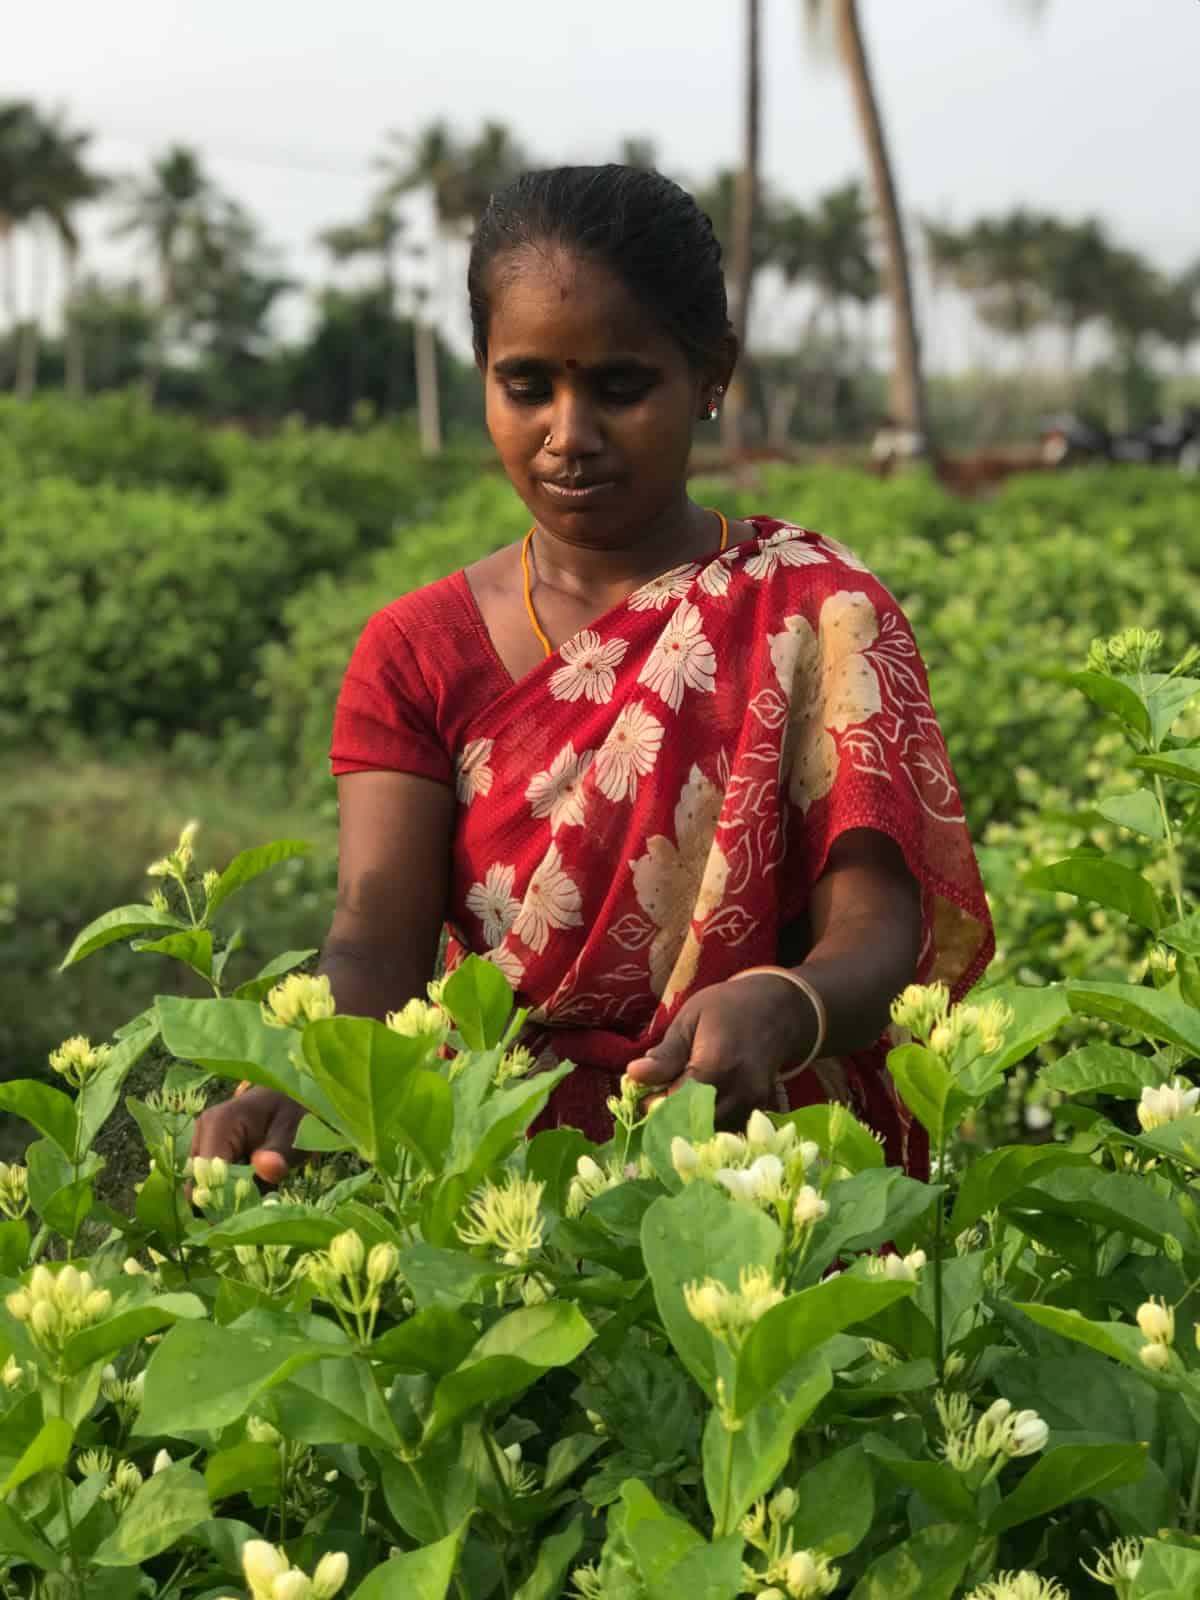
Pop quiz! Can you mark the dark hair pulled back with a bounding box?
[468,164,729,368]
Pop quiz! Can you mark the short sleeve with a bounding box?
[329,609,453,784]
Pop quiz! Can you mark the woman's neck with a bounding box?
[530,494,718,604]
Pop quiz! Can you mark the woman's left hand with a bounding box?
[624,975,819,1129]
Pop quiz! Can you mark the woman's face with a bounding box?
[481,246,724,546]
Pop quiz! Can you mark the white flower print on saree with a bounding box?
[512,842,584,954]
[549,631,628,704]
[465,863,521,947]
[455,738,495,804]
[525,742,594,833]
[637,600,717,712]
[593,701,665,802]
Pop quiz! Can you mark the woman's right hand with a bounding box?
[191,1086,306,1186]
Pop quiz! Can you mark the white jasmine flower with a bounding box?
[868,1248,926,1282]
[889,982,950,1042]
[384,998,448,1041]
[1083,1537,1144,1590]
[1139,1340,1171,1372]
[1003,1409,1049,1457]
[152,1449,172,1474]
[457,1173,545,1265]
[1137,1078,1200,1131]
[791,1185,828,1228]
[965,1573,1068,1600]
[260,972,335,1030]
[1136,1297,1175,1346]
[48,1034,112,1090]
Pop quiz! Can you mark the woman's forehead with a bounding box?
[486,247,677,364]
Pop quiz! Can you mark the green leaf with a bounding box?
[804,1168,939,1282]
[785,1445,875,1558]
[1013,1165,1182,1249]
[92,1462,211,1565]
[525,1128,594,1213]
[398,1242,513,1310]
[1135,1118,1200,1167]
[1065,670,1151,740]
[1014,1302,1152,1374]
[1130,1540,1200,1598]
[950,1145,1093,1234]
[965,981,1073,1079]
[512,1516,584,1600]
[640,1079,717,1190]
[203,1204,343,1250]
[77,1027,158,1150]
[641,1182,780,1399]
[59,904,188,969]
[702,1357,831,1532]
[352,1518,470,1599]
[1037,1043,1164,1099]
[301,1017,450,1170]
[292,1114,353,1154]
[26,1140,100,1239]
[1143,673,1200,745]
[887,1044,973,1145]
[866,1448,976,1523]
[1095,789,1165,840]
[448,1062,575,1190]
[424,1303,595,1444]
[269,1355,402,1448]
[848,1523,978,1600]
[734,1276,914,1418]
[1025,857,1163,931]
[988,1442,1147,1532]
[135,1318,344,1436]
[779,1102,884,1171]
[60,1292,206,1375]
[0,1418,73,1498]
[204,839,311,920]
[204,1441,280,1505]
[1134,749,1200,789]
[1066,980,1200,1054]
[130,929,213,979]
[0,1081,77,1156]
[0,1500,59,1570]
[232,948,319,1002]
[442,955,514,1050]
[371,1308,479,1376]
[1157,914,1200,958]
[0,1221,29,1277]
[155,995,329,1113]
[619,1481,743,1599]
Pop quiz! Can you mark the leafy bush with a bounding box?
[5,644,1200,1596]
[0,393,229,496]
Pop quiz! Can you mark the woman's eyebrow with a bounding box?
[492,356,661,377]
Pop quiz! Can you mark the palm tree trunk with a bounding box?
[0,223,15,389]
[414,317,442,455]
[722,0,761,456]
[63,240,85,398]
[15,220,50,398]
[833,0,932,452]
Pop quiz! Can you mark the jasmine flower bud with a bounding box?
[311,1552,350,1599]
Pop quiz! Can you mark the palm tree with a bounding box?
[1041,216,1114,380]
[376,119,527,453]
[723,0,762,454]
[319,199,410,411]
[803,0,929,450]
[0,102,41,388]
[803,1,1050,453]
[35,109,107,396]
[112,145,215,403]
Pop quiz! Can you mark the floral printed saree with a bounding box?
[330,516,994,1170]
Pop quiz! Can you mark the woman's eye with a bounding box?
[504,383,550,406]
[600,382,652,406]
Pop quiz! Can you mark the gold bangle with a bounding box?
[729,964,828,1078]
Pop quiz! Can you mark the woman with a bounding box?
[193,165,992,1181]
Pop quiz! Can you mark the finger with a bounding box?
[252,1149,290,1186]
[190,1106,244,1164]
[626,1020,695,1087]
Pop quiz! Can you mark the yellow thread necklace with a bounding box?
[521,508,729,660]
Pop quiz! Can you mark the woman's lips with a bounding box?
[541,478,618,506]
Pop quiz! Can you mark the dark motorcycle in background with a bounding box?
[1038,408,1200,473]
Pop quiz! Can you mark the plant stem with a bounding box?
[58,1386,80,1594]
[1186,1440,1200,1534]
[933,1131,948,1383]
[1152,771,1186,922]
[717,1424,736,1538]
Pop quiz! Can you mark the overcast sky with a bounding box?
[5,0,1198,366]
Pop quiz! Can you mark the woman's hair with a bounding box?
[468,164,729,368]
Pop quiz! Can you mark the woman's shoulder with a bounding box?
[367,569,473,636]
[740,514,877,580]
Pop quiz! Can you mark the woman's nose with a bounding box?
[545,390,604,457]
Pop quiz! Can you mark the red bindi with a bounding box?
[565,358,578,369]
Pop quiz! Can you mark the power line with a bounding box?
[90,118,374,181]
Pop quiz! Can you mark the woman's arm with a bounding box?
[625,828,922,1125]
[191,770,454,1176]
[318,770,455,1017]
